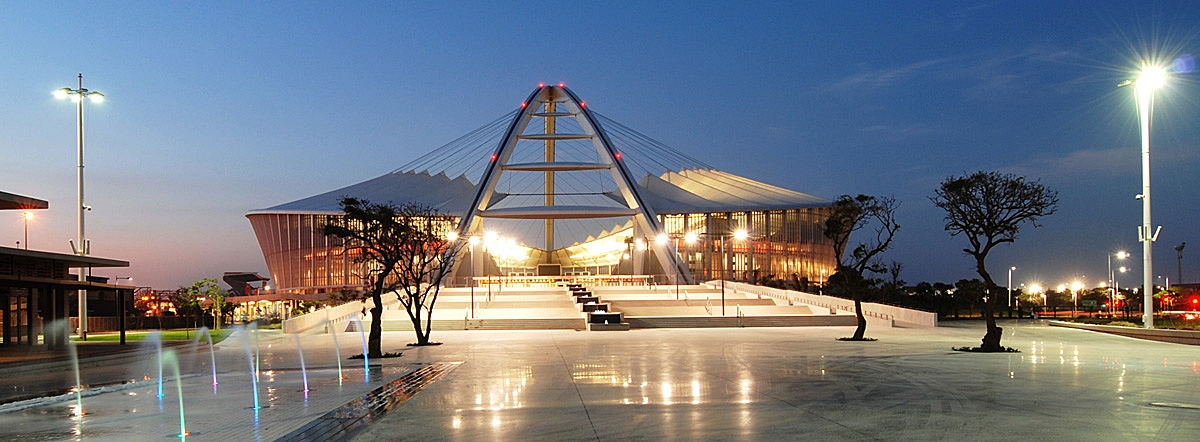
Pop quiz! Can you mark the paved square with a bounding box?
[3,321,1200,441]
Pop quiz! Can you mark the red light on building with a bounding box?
[580,101,586,108]
[491,153,498,162]
[538,82,545,88]
[521,102,527,108]
[559,82,565,88]
[614,152,622,160]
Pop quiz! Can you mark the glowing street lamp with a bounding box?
[22,212,33,250]
[1119,63,1167,328]
[1109,251,1128,316]
[1007,266,1016,308]
[55,73,104,340]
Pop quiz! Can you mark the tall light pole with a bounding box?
[1109,251,1128,316]
[22,212,33,250]
[1007,266,1016,309]
[1120,63,1166,329]
[1176,242,1186,284]
[55,74,104,340]
[469,236,479,318]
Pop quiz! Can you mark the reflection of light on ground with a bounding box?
[740,378,753,404]
[692,379,701,404]
[662,381,672,405]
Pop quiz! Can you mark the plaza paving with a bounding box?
[2,321,1200,441]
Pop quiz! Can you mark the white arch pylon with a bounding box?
[454,84,691,283]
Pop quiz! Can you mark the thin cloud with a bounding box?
[828,58,951,91]
[1005,148,1134,180]
[824,45,1088,98]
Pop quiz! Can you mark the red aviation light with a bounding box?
[490,153,498,162]
[614,152,622,160]
[538,82,545,88]
[580,101,586,108]
[558,82,565,88]
[521,102,527,108]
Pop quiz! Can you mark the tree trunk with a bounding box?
[368,292,384,358]
[980,299,1003,351]
[975,255,1004,351]
[409,304,429,345]
[852,298,867,340]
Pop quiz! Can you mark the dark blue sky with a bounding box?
[3,1,1199,290]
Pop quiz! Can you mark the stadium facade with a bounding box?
[247,85,837,296]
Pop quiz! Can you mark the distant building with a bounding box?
[1,191,132,346]
[247,85,836,296]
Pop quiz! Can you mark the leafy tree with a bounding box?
[181,278,224,329]
[932,171,1057,351]
[327,288,364,304]
[323,197,462,357]
[171,287,202,326]
[823,194,901,340]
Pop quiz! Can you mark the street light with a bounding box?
[1120,63,1166,329]
[1007,266,1016,308]
[1109,251,1128,316]
[22,212,33,250]
[1070,281,1083,317]
[55,73,104,340]
[1176,242,1186,284]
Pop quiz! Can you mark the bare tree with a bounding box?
[323,197,462,356]
[823,194,901,340]
[932,171,1057,352]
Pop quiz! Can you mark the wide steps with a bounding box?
[625,315,856,329]
[374,317,585,331]
[609,299,776,307]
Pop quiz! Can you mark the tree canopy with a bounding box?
[323,197,462,356]
[823,194,900,340]
[932,171,1057,351]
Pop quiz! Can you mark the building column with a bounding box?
[1,288,9,345]
[26,287,38,345]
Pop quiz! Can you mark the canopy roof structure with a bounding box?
[248,84,833,290]
[0,191,48,211]
[250,86,829,253]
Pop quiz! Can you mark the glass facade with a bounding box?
[248,206,835,295]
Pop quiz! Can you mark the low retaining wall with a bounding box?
[1049,321,1200,345]
[626,315,857,329]
[711,281,938,328]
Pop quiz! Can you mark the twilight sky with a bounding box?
[3,1,1199,291]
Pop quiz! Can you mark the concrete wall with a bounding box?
[711,281,938,328]
[1050,321,1200,345]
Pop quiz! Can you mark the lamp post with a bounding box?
[22,212,32,250]
[1070,281,1083,317]
[656,233,681,299]
[1120,63,1166,329]
[1007,266,1016,309]
[469,236,479,318]
[1109,251,1128,317]
[55,74,104,340]
[1176,243,1186,284]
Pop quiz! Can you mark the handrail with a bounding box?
[711,280,937,327]
[282,297,380,334]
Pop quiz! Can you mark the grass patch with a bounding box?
[73,328,235,343]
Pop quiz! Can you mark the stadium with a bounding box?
[246,84,837,299]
